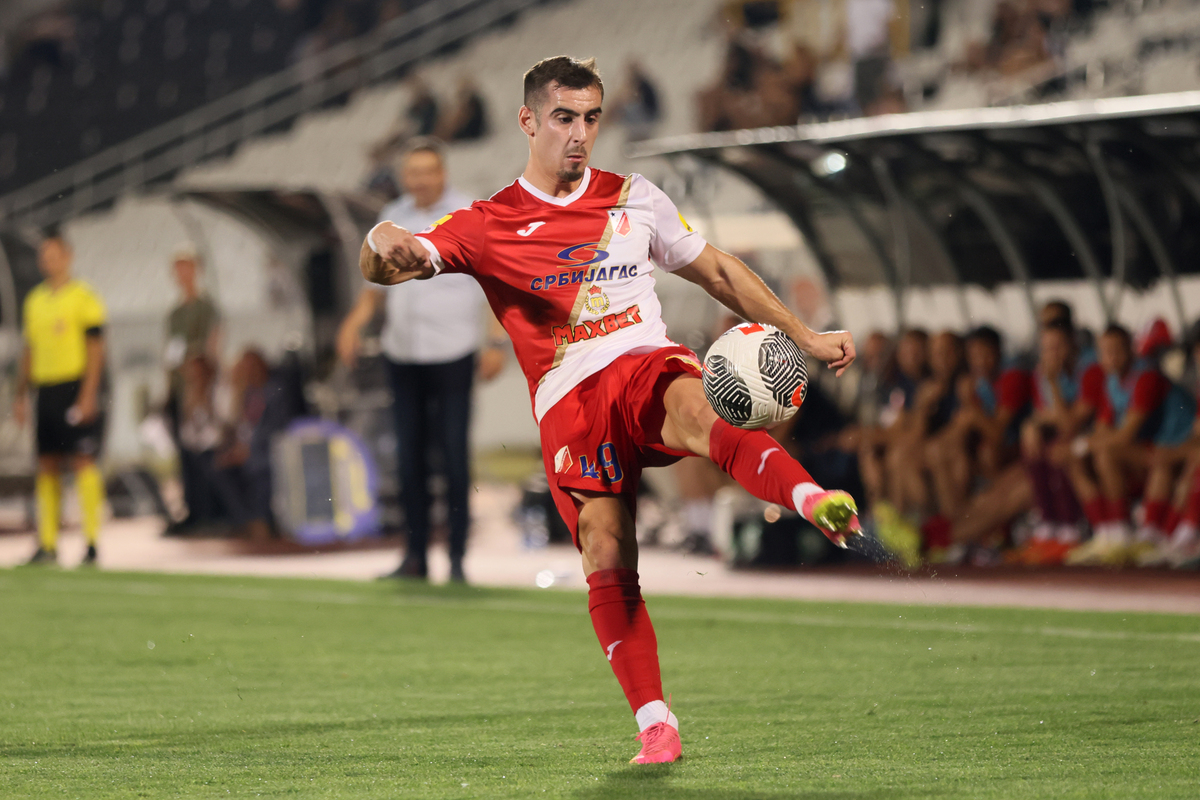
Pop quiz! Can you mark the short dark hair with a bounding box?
[40,229,71,252]
[967,325,1002,353]
[403,136,445,163]
[1102,323,1132,345]
[1042,299,1073,329]
[523,55,604,113]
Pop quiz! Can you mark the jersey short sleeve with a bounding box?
[78,284,107,332]
[1131,371,1170,415]
[414,205,485,276]
[645,179,707,272]
[995,368,1032,413]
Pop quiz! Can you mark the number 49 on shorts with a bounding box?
[579,442,623,483]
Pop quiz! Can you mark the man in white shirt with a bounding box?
[337,139,505,582]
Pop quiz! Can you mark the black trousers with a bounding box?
[384,353,475,563]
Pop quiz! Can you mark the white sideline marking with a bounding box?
[15,576,1200,645]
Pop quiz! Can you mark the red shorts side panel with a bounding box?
[538,345,702,548]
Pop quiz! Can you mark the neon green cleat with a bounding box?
[800,490,862,548]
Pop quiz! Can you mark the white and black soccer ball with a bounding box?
[702,323,808,429]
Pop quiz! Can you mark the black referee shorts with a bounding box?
[35,380,104,458]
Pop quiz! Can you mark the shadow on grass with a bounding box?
[573,766,943,800]
[0,711,491,761]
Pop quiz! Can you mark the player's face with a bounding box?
[930,332,962,380]
[1038,328,1071,375]
[966,338,999,378]
[1099,332,1132,376]
[37,239,71,282]
[895,333,927,379]
[173,258,197,292]
[401,150,446,208]
[522,83,602,184]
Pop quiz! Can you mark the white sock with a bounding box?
[791,482,823,516]
[1172,521,1198,545]
[635,700,678,732]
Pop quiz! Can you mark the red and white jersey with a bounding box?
[415,167,707,421]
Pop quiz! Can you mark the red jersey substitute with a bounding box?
[414,167,707,421]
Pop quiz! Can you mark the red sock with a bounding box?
[1143,499,1169,531]
[709,419,817,511]
[586,569,663,713]
[1083,497,1107,527]
[1106,497,1130,523]
[1184,474,1200,526]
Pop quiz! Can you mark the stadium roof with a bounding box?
[630,90,1200,326]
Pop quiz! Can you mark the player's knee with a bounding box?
[581,528,621,570]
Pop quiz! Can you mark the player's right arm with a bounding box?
[360,222,436,285]
[336,288,385,366]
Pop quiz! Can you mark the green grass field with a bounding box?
[1,569,1198,799]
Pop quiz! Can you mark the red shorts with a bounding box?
[538,345,703,549]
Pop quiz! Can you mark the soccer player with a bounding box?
[360,56,860,764]
[1067,324,1195,565]
[13,233,107,566]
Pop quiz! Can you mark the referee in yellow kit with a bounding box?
[13,232,107,566]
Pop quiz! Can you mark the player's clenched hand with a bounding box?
[361,222,435,285]
[803,329,856,377]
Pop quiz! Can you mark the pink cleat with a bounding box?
[630,722,682,764]
[800,489,862,548]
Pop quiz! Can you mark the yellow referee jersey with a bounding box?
[22,279,107,386]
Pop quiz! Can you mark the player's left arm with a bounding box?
[1105,372,1167,448]
[977,369,1031,444]
[674,244,855,375]
[76,289,107,424]
[76,332,105,424]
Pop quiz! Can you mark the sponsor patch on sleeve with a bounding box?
[420,214,454,234]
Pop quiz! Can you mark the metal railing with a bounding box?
[0,0,545,231]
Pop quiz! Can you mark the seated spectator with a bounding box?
[885,330,963,520]
[1147,327,1200,568]
[1066,324,1196,566]
[436,77,488,142]
[1012,319,1102,564]
[925,326,1031,523]
[211,349,276,541]
[607,60,662,141]
[363,142,402,202]
[858,328,928,511]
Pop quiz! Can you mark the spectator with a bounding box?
[212,349,275,541]
[163,246,223,533]
[925,326,1030,522]
[887,330,963,520]
[14,232,107,566]
[175,355,225,530]
[1066,324,1195,566]
[845,0,899,114]
[437,77,488,142]
[336,138,506,582]
[607,60,662,141]
[858,327,928,511]
[363,142,402,202]
[404,76,440,138]
[1012,319,1100,564]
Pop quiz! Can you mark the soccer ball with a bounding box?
[702,323,808,429]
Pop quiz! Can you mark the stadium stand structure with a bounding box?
[3,0,1200,466]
